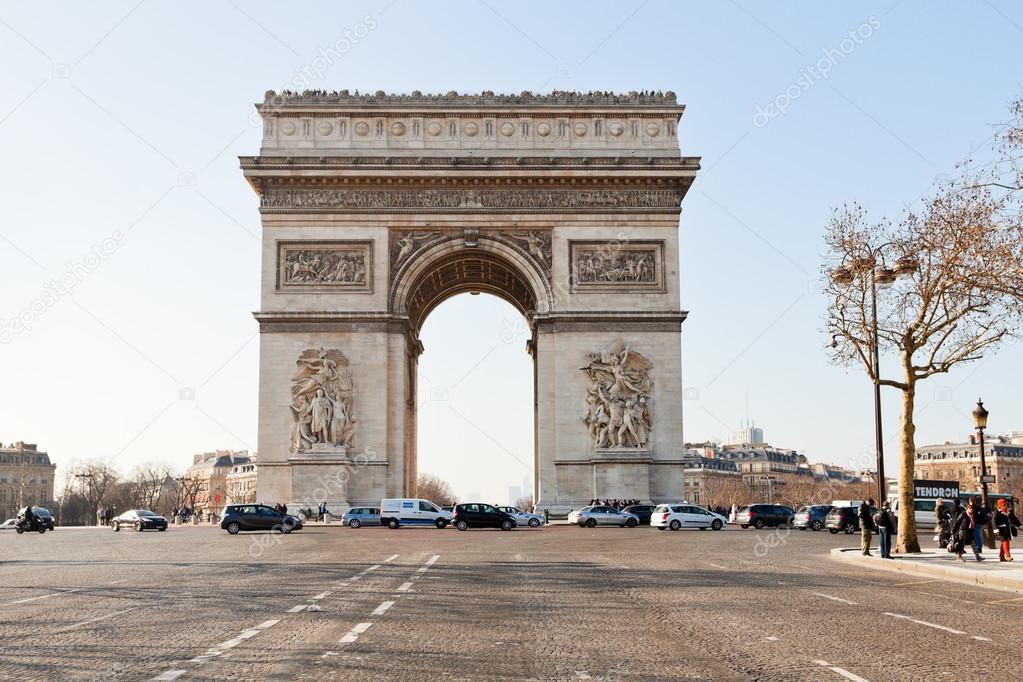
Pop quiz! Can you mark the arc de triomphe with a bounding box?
[241,90,699,513]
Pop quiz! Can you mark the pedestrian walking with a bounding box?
[874,500,896,559]
[934,498,951,549]
[952,500,982,562]
[968,498,986,559]
[858,499,876,556]
[994,499,1020,562]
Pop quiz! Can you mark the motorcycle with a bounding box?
[15,513,47,534]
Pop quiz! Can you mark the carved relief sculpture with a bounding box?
[502,231,552,273]
[580,343,653,449]
[391,231,439,268]
[278,242,371,291]
[290,348,356,454]
[570,241,664,292]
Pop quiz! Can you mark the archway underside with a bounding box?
[404,250,537,334]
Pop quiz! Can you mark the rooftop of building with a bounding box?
[261,89,680,108]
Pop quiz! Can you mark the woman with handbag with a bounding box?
[994,499,1021,562]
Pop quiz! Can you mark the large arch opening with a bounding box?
[392,237,549,506]
[416,293,534,505]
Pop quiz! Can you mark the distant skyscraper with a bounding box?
[735,420,764,446]
[507,485,522,506]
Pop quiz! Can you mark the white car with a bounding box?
[0,518,17,530]
[498,506,545,528]
[651,504,726,531]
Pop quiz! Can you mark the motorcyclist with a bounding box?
[19,505,36,531]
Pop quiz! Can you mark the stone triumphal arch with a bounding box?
[241,90,699,513]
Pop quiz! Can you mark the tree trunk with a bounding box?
[896,359,921,553]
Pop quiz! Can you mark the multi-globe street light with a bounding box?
[830,248,919,505]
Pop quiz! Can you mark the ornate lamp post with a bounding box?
[830,250,918,505]
[972,398,996,548]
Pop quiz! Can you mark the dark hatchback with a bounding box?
[451,503,516,531]
[826,506,875,535]
[736,504,795,529]
[220,504,304,534]
[622,505,657,525]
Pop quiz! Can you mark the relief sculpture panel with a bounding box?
[570,240,664,293]
[277,241,372,292]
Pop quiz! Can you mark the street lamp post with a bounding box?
[830,249,918,505]
[972,398,996,549]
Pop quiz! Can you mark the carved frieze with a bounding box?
[387,229,553,281]
[277,241,372,292]
[497,231,552,274]
[581,342,653,449]
[390,231,442,269]
[570,240,665,293]
[261,188,684,212]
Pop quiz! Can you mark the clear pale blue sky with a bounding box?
[1,1,1020,503]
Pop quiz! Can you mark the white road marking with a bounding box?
[813,592,857,605]
[384,554,399,562]
[987,596,1023,604]
[973,635,992,641]
[814,660,871,682]
[108,578,128,585]
[150,671,186,681]
[287,604,308,613]
[340,621,373,644]
[883,612,965,635]
[706,562,729,570]
[311,591,331,600]
[256,619,279,629]
[426,554,440,566]
[55,607,137,632]
[397,581,414,592]
[4,588,81,605]
[764,636,780,641]
[364,564,381,572]
[575,672,591,680]
[372,600,395,616]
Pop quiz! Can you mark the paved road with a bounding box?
[1,523,1021,681]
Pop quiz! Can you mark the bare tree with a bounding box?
[176,476,203,514]
[515,494,534,512]
[701,476,750,510]
[415,473,457,506]
[70,461,121,525]
[824,105,1023,552]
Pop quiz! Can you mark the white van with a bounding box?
[380,499,452,530]
[887,496,937,529]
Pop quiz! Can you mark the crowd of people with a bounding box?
[589,498,641,509]
[857,497,1021,562]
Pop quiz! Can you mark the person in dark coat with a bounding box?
[858,499,876,556]
[875,500,896,559]
[952,499,983,562]
[994,499,1020,562]
[934,498,951,549]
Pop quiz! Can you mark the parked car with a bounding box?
[341,507,380,528]
[220,504,303,534]
[651,504,726,531]
[826,505,875,535]
[792,505,833,531]
[0,518,17,530]
[452,503,516,531]
[498,506,544,527]
[380,498,452,529]
[112,509,168,532]
[622,504,657,525]
[568,506,640,528]
[735,504,795,529]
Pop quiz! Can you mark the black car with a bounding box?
[826,506,876,535]
[451,503,516,531]
[220,504,303,534]
[736,504,795,529]
[622,505,657,525]
[112,509,167,532]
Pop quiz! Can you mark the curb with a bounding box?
[830,547,1023,595]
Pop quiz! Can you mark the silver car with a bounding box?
[568,505,640,528]
[342,506,381,528]
[498,506,545,528]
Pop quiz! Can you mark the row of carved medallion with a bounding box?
[261,188,685,211]
[278,236,664,292]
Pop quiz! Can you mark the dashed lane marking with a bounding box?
[384,554,399,562]
[340,621,373,644]
[814,660,871,682]
[371,600,395,616]
[364,564,381,572]
[150,671,186,681]
[574,672,591,680]
[287,604,309,613]
[812,592,857,605]
[987,596,1023,604]
[397,581,414,592]
[311,591,331,600]
[883,612,965,635]
[55,607,137,633]
[892,579,940,586]
[764,636,780,641]
[706,562,729,570]
[973,636,992,641]
[4,588,81,605]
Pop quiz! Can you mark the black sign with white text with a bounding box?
[913,479,959,499]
